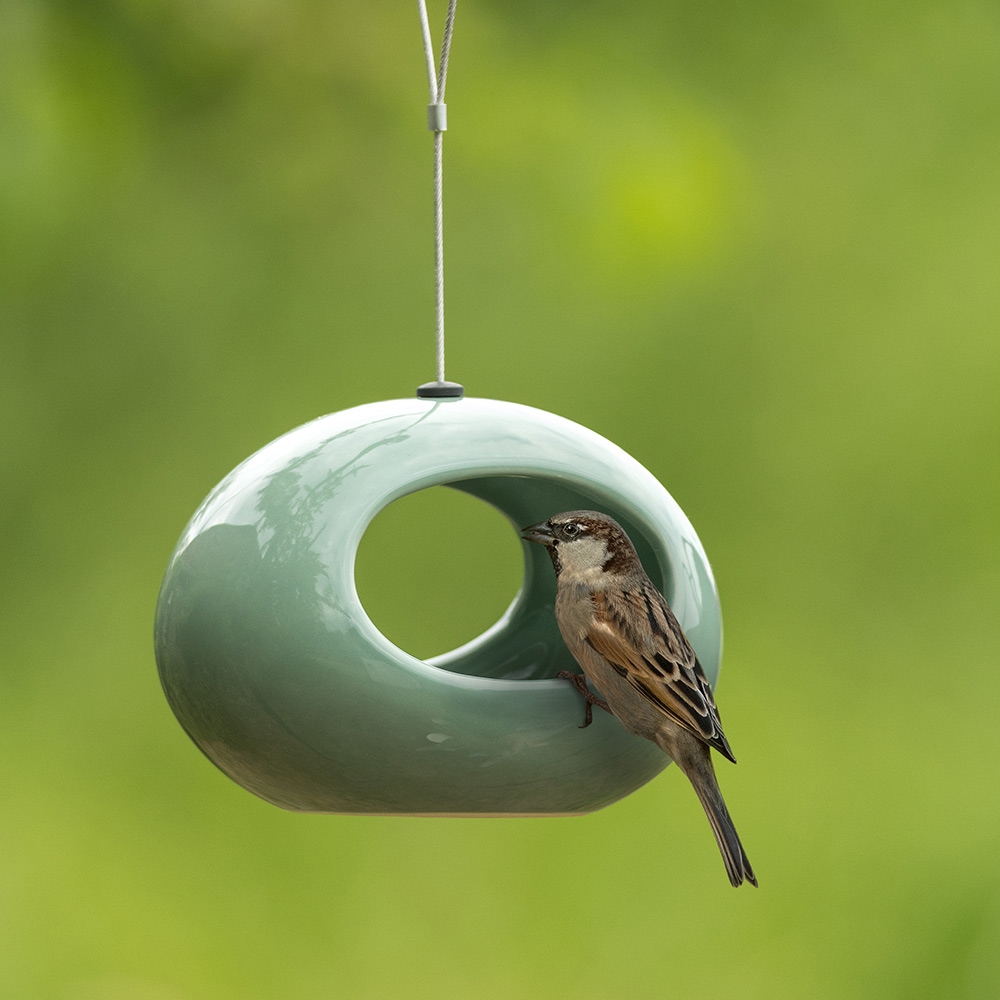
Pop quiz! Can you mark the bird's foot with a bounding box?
[557,670,611,728]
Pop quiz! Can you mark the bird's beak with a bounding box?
[520,520,555,546]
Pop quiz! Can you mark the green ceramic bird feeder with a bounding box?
[154,396,722,814]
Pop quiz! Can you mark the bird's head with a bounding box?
[520,510,641,583]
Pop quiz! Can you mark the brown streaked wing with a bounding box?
[587,587,736,763]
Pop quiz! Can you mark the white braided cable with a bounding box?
[416,0,439,103]
[433,129,445,382]
[416,0,457,387]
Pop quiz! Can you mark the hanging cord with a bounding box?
[416,0,464,399]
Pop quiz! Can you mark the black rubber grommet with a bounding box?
[417,381,465,399]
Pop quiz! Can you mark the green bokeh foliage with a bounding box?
[2,1,999,997]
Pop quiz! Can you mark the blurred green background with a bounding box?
[3,0,999,997]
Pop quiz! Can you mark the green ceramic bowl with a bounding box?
[154,397,722,815]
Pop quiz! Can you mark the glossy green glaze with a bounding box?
[154,397,723,815]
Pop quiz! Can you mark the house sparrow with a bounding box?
[521,510,756,888]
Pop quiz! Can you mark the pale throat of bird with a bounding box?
[555,536,611,585]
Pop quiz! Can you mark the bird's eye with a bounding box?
[562,522,580,537]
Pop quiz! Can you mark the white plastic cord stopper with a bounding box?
[427,103,448,132]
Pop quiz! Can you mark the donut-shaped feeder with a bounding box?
[154,396,722,815]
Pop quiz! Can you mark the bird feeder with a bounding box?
[154,395,722,815]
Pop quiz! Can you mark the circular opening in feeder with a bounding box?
[355,486,522,661]
[353,470,676,686]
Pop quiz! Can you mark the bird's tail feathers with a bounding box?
[683,754,757,888]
